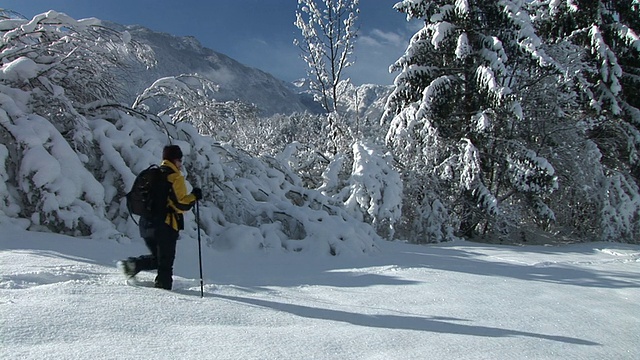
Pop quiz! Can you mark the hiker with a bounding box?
[119,145,203,290]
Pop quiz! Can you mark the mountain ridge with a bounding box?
[105,21,313,116]
[104,21,391,118]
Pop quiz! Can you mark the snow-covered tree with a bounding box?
[295,0,360,155]
[529,0,640,242]
[532,1,640,171]
[0,11,152,103]
[292,1,405,236]
[131,74,260,144]
[294,0,359,114]
[0,11,152,236]
[384,0,559,240]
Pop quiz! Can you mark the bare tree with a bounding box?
[294,0,359,114]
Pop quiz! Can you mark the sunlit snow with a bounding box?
[1,224,639,360]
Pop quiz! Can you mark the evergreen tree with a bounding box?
[531,0,640,242]
[533,0,640,174]
[384,0,558,239]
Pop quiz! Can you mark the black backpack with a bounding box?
[126,165,171,222]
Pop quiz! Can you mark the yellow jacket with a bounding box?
[161,160,196,231]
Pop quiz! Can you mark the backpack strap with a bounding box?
[158,164,175,217]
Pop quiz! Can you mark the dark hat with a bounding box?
[162,145,183,161]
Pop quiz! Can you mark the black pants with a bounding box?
[132,222,179,290]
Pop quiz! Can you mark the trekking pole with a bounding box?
[196,199,204,298]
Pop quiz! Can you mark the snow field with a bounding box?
[1,226,639,359]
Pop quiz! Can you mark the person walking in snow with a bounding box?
[119,145,202,290]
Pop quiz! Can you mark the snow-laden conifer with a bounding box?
[384,0,558,240]
[531,0,640,242]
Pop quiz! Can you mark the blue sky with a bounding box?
[2,0,420,85]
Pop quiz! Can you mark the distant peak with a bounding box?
[0,8,28,20]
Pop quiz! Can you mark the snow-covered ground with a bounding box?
[1,224,639,360]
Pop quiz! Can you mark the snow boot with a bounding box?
[117,258,137,279]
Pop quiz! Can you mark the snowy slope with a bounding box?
[1,225,639,360]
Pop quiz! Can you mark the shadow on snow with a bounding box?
[209,293,600,346]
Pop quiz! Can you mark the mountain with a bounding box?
[338,83,393,124]
[106,22,312,116]
[0,8,27,20]
[290,77,393,122]
[106,22,391,119]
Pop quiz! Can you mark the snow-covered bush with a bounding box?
[344,142,402,239]
[222,104,403,241]
[0,142,21,222]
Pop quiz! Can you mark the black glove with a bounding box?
[192,187,203,200]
